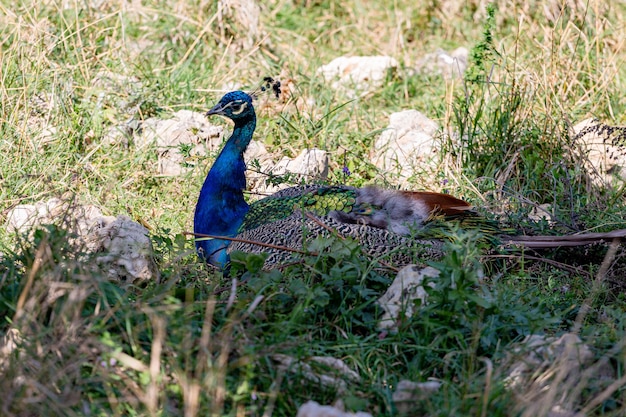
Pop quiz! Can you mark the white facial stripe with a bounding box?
[230,101,247,115]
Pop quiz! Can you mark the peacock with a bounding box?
[194,82,626,270]
[193,89,257,269]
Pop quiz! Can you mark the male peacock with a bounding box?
[194,90,257,268]
[194,83,626,270]
[194,83,483,269]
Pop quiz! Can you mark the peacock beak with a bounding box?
[206,102,226,117]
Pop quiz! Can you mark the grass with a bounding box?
[2,0,626,415]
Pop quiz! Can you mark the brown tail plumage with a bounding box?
[401,191,473,216]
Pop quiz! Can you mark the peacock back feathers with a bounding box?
[241,186,358,231]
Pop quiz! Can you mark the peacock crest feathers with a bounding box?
[251,76,282,99]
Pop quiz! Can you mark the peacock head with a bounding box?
[206,91,255,123]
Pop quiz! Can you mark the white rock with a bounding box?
[527,203,555,225]
[317,56,399,95]
[572,118,626,186]
[308,356,360,383]
[414,47,469,79]
[272,354,359,394]
[85,215,158,284]
[5,199,158,284]
[244,140,274,167]
[503,333,603,416]
[35,125,58,145]
[392,379,442,414]
[6,198,103,236]
[377,265,439,331]
[274,148,329,177]
[243,140,276,197]
[505,333,594,389]
[101,119,140,146]
[6,205,39,234]
[371,110,440,185]
[266,148,329,189]
[137,110,224,176]
[102,124,130,146]
[243,140,273,197]
[249,148,329,197]
[296,400,372,417]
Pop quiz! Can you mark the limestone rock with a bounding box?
[272,354,359,394]
[377,265,439,332]
[6,198,103,237]
[138,110,224,176]
[5,199,158,284]
[85,215,159,284]
[414,47,469,79]
[244,139,273,164]
[371,110,439,185]
[392,379,442,415]
[296,400,372,417]
[503,333,610,416]
[243,139,275,192]
[250,148,329,196]
[527,203,555,225]
[317,56,398,96]
[504,333,594,389]
[273,148,328,178]
[572,118,626,186]
[101,119,141,147]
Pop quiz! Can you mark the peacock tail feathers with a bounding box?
[416,212,509,244]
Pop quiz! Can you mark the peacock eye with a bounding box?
[230,101,247,115]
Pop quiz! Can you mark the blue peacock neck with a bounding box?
[194,114,257,268]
